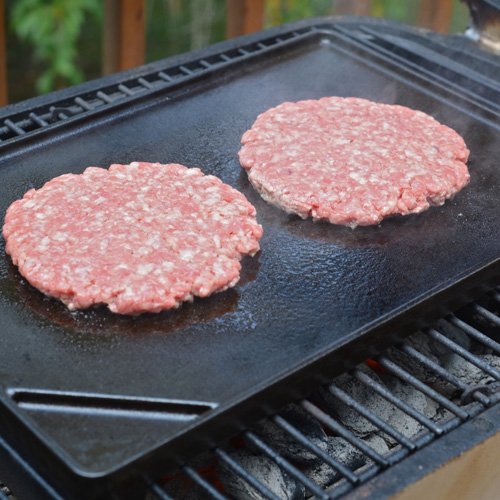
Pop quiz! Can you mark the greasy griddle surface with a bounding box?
[1,25,500,479]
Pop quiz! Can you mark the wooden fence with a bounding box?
[0,0,459,107]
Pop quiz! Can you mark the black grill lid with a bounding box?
[1,16,500,499]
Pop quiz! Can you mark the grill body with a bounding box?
[1,16,500,500]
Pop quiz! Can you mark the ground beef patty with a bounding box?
[3,162,263,315]
[239,97,470,228]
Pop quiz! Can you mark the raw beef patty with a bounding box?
[239,97,470,227]
[3,162,263,315]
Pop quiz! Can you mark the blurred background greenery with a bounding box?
[6,0,470,104]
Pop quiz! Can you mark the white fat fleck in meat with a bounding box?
[137,263,155,275]
[52,232,68,242]
[179,249,195,261]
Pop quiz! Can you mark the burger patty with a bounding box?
[239,97,470,228]
[3,162,263,315]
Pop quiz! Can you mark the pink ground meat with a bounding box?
[239,97,470,228]
[3,162,263,315]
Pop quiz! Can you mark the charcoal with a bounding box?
[188,450,218,469]
[372,376,429,446]
[184,484,217,500]
[316,364,393,438]
[216,449,305,500]
[247,403,328,464]
[385,376,438,419]
[364,433,390,456]
[327,436,366,469]
[445,353,500,386]
[433,319,471,351]
[392,322,470,381]
[302,436,366,489]
[384,332,460,396]
[145,474,192,500]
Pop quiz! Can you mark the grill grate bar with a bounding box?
[398,342,491,406]
[182,465,227,500]
[158,71,174,82]
[138,77,153,88]
[351,368,445,434]
[215,448,282,500]
[0,28,316,146]
[324,479,358,499]
[272,414,360,484]
[474,300,500,329]
[426,327,500,382]
[117,84,135,97]
[96,90,114,104]
[73,97,93,111]
[146,479,177,500]
[374,355,470,420]
[199,60,213,69]
[301,399,389,467]
[244,431,331,500]
[325,384,417,451]
[4,119,25,136]
[448,312,500,355]
[411,430,439,449]
[28,112,49,127]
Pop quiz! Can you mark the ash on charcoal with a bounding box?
[445,353,500,387]
[302,436,366,489]
[247,403,328,464]
[375,377,431,446]
[216,449,305,500]
[364,433,390,456]
[384,334,462,398]
[315,364,393,438]
[434,319,471,351]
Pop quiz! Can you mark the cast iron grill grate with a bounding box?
[141,291,500,500]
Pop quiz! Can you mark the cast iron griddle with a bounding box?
[1,17,500,495]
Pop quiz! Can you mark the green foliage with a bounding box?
[10,0,101,94]
[371,0,420,24]
[265,0,333,26]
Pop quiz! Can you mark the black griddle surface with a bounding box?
[1,17,500,492]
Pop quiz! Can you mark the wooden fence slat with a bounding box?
[418,0,454,33]
[103,0,145,75]
[226,0,265,39]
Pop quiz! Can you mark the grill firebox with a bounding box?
[3,292,500,500]
[145,294,500,500]
[2,15,500,500]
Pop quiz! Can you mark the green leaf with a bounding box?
[10,0,101,93]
